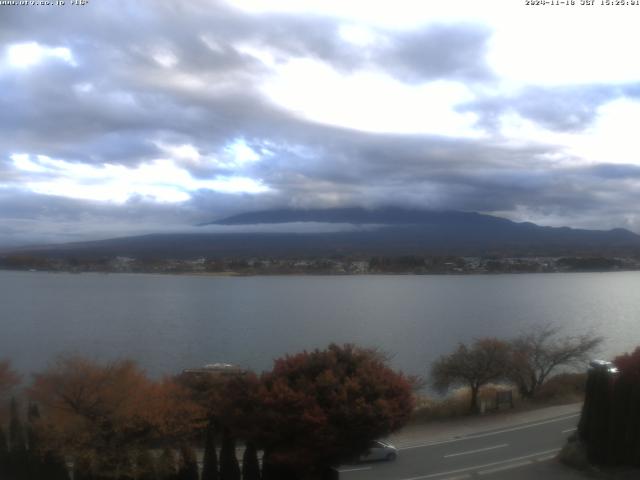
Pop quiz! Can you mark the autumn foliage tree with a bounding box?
[177,368,250,480]
[431,338,511,413]
[28,355,204,479]
[613,346,640,379]
[235,344,414,479]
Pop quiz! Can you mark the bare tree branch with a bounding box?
[507,324,602,398]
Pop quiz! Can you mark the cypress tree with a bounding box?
[241,442,260,480]
[26,403,40,452]
[8,397,29,480]
[177,445,198,480]
[9,397,26,452]
[156,448,177,480]
[201,422,218,480]
[74,456,94,480]
[115,454,135,480]
[135,449,157,480]
[0,425,7,454]
[0,426,9,480]
[25,402,44,480]
[41,450,71,480]
[219,428,240,480]
[579,368,613,465]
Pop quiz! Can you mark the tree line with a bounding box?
[0,344,415,480]
[430,325,603,413]
[0,326,610,479]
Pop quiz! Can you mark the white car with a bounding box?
[358,440,398,462]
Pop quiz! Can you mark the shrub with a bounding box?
[535,373,586,403]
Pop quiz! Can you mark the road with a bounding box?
[337,412,581,480]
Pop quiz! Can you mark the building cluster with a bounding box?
[2,253,640,275]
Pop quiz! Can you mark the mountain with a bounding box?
[7,208,640,259]
[204,207,515,226]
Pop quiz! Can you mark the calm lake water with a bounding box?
[1,270,639,378]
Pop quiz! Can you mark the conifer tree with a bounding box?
[241,442,260,480]
[177,445,199,480]
[9,397,26,452]
[115,454,135,480]
[0,426,9,480]
[26,403,40,451]
[74,456,94,480]
[220,428,240,480]
[201,422,219,480]
[41,450,71,480]
[8,397,29,480]
[25,402,43,479]
[157,448,178,480]
[0,425,7,454]
[135,449,157,480]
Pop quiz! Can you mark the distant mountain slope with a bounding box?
[205,207,504,226]
[208,206,639,239]
[8,208,640,259]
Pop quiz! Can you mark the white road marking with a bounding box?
[562,427,577,433]
[535,453,558,462]
[398,413,579,451]
[398,448,560,480]
[337,466,372,473]
[478,459,532,475]
[444,443,508,458]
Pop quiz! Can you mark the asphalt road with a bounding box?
[337,412,580,480]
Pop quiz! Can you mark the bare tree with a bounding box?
[507,325,602,399]
[431,339,511,413]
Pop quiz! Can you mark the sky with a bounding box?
[2,0,640,246]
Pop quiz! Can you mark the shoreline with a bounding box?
[1,267,639,277]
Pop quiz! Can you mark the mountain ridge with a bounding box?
[5,208,640,259]
[207,207,638,237]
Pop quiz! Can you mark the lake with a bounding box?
[1,270,638,379]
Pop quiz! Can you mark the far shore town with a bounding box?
[2,254,640,275]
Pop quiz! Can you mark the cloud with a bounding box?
[463,85,623,133]
[380,24,494,84]
[9,154,270,203]
[5,42,75,68]
[2,0,640,245]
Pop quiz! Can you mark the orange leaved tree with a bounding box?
[28,355,204,479]
[239,344,414,480]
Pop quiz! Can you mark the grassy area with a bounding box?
[410,373,586,424]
